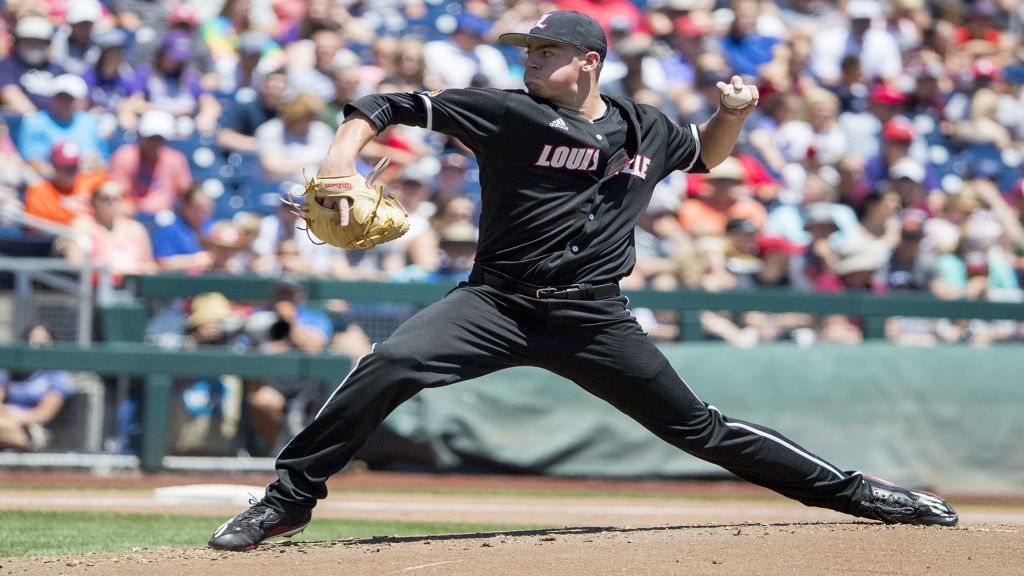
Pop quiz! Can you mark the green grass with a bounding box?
[0,510,539,558]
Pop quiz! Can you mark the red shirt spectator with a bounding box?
[108,110,192,216]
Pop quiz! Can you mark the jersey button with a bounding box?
[570,245,579,254]
[588,214,595,221]
[596,135,603,140]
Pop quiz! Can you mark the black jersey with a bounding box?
[345,88,707,286]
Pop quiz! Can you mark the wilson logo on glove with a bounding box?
[284,157,411,251]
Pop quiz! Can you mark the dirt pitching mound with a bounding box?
[7,522,1022,576]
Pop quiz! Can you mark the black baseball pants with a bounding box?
[265,283,865,514]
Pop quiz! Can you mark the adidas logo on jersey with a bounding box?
[549,118,569,131]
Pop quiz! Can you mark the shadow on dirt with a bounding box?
[280,520,873,549]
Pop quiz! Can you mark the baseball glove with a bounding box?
[288,157,410,251]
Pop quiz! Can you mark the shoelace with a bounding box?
[238,501,273,526]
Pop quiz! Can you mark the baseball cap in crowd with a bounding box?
[51,142,82,168]
[455,13,492,37]
[499,11,608,60]
[882,117,915,142]
[757,235,804,256]
[95,28,130,50]
[888,157,925,183]
[971,59,1000,80]
[161,30,194,63]
[834,240,890,276]
[704,156,746,182]
[66,0,103,25]
[238,32,268,55]
[15,16,54,40]
[725,218,758,235]
[187,292,236,328]
[871,83,908,106]
[138,110,176,139]
[846,0,883,20]
[803,203,838,230]
[169,2,201,27]
[673,15,705,38]
[52,74,88,99]
[439,221,479,245]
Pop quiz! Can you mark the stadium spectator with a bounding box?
[380,37,431,93]
[932,221,1021,302]
[64,181,157,281]
[856,189,902,246]
[0,323,73,452]
[322,63,364,131]
[119,30,221,134]
[0,16,64,114]
[679,156,766,238]
[108,110,193,216]
[17,74,108,176]
[884,215,937,293]
[862,117,940,201]
[216,67,288,154]
[624,183,691,291]
[256,92,334,186]
[720,0,779,77]
[200,0,281,92]
[173,291,245,456]
[809,0,902,85]
[202,219,256,275]
[287,29,343,102]
[425,221,479,285]
[24,142,107,226]
[243,277,333,455]
[50,0,105,76]
[81,28,134,115]
[151,183,214,273]
[424,13,517,89]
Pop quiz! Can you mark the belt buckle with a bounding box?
[535,287,557,298]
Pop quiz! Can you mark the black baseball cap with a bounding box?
[499,11,608,60]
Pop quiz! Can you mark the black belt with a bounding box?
[472,269,619,300]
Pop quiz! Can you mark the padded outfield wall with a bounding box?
[359,342,1024,494]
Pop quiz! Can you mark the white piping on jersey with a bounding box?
[419,93,433,131]
[274,343,379,460]
[682,124,701,172]
[707,405,847,481]
[312,342,378,421]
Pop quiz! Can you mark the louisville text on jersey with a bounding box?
[533,145,652,180]
[534,145,600,172]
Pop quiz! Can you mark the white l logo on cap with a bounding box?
[533,13,551,29]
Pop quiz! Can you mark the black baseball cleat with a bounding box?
[855,476,958,527]
[208,500,312,551]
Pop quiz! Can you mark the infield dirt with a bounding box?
[2,471,1022,575]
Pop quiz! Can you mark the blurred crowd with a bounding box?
[0,0,1022,352]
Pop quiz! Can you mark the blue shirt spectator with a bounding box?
[151,185,215,273]
[0,369,74,411]
[17,75,109,171]
[720,0,779,77]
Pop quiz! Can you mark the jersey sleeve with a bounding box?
[662,116,707,174]
[344,88,508,152]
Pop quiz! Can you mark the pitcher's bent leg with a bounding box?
[264,286,527,512]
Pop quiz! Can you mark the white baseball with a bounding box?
[722,85,753,109]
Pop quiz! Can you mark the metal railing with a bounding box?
[0,203,113,343]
